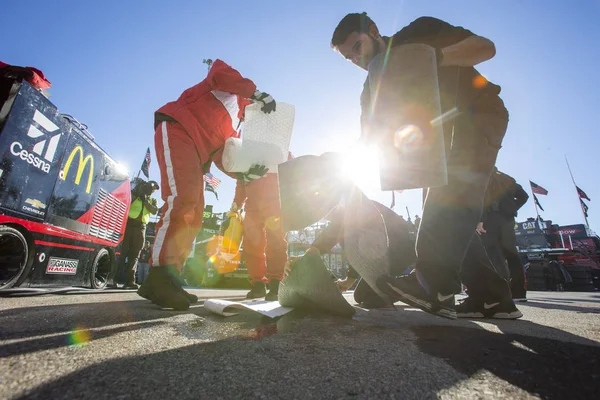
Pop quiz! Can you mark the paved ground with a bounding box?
[1,290,599,399]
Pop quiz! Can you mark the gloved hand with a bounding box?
[251,90,276,114]
[236,164,269,183]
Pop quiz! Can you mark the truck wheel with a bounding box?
[91,248,113,289]
[0,226,32,289]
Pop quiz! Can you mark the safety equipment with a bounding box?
[128,197,157,224]
[251,90,276,114]
[236,164,268,183]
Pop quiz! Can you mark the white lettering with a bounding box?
[10,141,51,173]
[46,257,78,275]
[22,206,45,216]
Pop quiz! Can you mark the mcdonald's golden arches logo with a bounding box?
[61,146,94,193]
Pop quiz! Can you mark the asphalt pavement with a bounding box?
[1,290,599,399]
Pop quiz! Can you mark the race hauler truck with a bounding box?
[515,218,598,291]
[0,74,130,290]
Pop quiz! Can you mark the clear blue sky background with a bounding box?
[4,1,600,229]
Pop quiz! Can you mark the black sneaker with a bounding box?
[246,282,267,299]
[123,282,139,290]
[265,280,280,301]
[377,273,457,319]
[165,266,199,304]
[456,296,523,319]
[137,267,190,311]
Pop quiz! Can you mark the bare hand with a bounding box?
[476,222,487,234]
[335,277,357,292]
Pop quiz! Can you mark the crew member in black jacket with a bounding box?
[477,169,529,301]
[331,12,520,319]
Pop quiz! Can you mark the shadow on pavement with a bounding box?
[519,300,600,314]
[15,308,600,399]
[0,320,164,358]
[0,296,246,358]
[413,319,600,400]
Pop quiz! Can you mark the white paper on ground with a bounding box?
[204,299,294,318]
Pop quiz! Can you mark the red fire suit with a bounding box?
[234,173,288,284]
[151,59,256,268]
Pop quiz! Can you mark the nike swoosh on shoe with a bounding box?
[484,302,500,309]
[437,293,454,302]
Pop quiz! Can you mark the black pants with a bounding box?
[481,212,525,296]
[118,219,146,285]
[416,99,511,300]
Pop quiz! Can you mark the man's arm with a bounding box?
[207,59,257,99]
[440,35,496,67]
[310,206,344,253]
[144,197,159,215]
[398,17,496,67]
[513,183,529,212]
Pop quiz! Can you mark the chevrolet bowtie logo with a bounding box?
[25,198,47,209]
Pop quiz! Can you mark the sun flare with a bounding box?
[339,145,381,195]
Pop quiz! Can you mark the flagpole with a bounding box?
[529,182,540,220]
[565,155,589,228]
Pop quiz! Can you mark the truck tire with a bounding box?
[90,248,113,289]
[0,225,33,289]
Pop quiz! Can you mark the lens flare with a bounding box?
[473,75,488,89]
[68,326,91,346]
[394,124,423,151]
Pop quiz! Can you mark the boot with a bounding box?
[246,282,267,299]
[124,269,139,289]
[165,265,199,304]
[137,266,190,310]
[265,280,280,301]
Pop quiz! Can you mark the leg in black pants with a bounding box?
[123,220,146,287]
[500,217,526,298]
[116,221,133,284]
[417,106,510,297]
[378,99,520,319]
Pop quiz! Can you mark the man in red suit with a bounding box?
[138,59,276,310]
[232,162,289,301]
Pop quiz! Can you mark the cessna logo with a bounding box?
[10,109,61,173]
[46,257,78,274]
[61,146,94,194]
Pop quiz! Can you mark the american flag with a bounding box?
[140,148,152,178]
[203,173,221,189]
[577,185,591,201]
[529,181,548,196]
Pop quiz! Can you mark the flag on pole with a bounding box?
[576,185,591,201]
[580,198,589,217]
[533,193,545,212]
[205,183,219,200]
[203,173,221,189]
[141,147,151,178]
[530,181,548,195]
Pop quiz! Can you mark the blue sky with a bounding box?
[4,0,600,229]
